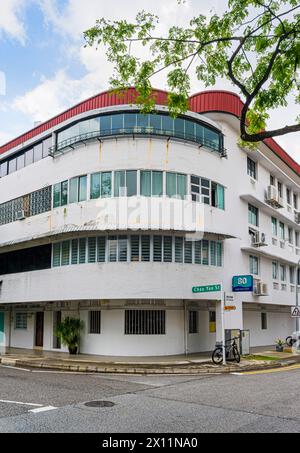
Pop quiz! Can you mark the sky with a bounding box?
[0,0,299,161]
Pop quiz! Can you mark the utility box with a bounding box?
[225,329,241,359]
[240,330,250,356]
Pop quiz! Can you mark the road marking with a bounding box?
[0,399,43,407]
[29,406,57,414]
[0,365,31,372]
[232,364,300,376]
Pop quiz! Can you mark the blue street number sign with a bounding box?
[232,275,254,292]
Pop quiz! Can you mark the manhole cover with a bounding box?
[84,401,115,408]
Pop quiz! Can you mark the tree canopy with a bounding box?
[84,0,300,144]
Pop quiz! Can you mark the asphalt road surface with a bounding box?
[0,364,300,433]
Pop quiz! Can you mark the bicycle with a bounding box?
[212,337,241,365]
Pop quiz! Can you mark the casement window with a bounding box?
[287,188,291,205]
[288,227,294,244]
[140,171,163,197]
[294,193,298,210]
[189,311,198,334]
[247,157,257,179]
[248,204,259,227]
[89,311,101,335]
[272,262,278,280]
[271,217,278,237]
[141,236,151,262]
[280,264,286,282]
[290,267,295,284]
[277,181,283,198]
[0,161,8,178]
[261,313,267,330]
[250,255,259,275]
[69,175,87,203]
[90,172,112,199]
[279,222,285,240]
[114,170,137,197]
[166,173,187,199]
[296,232,300,248]
[191,175,216,205]
[15,313,27,330]
[51,236,223,268]
[202,240,209,266]
[53,180,68,208]
[270,174,275,186]
[61,241,70,266]
[17,154,25,171]
[34,143,43,162]
[125,310,166,335]
[209,311,216,333]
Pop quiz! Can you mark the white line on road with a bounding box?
[29,406,57,414]
[0,399,43,407]
[0,365,31,372]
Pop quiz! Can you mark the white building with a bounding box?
[0,88,298,356]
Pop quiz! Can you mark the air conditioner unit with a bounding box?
[15,210,26,221]
[254,282,268,296]
[295,212,300,224]
[252,231,268,247]
[266,186,284,208]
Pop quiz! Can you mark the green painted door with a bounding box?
[0,312,4,345]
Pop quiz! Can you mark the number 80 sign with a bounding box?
[232,275,254,292]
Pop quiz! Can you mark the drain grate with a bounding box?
[84,400,115,408]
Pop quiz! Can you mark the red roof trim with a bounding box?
[1,88,299,176]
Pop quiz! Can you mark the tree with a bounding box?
[84,0,300,145]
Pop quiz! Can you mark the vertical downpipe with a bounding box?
[184,300,188,356]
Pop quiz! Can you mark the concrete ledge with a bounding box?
[0,355,296,375]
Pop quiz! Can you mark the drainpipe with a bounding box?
[184,300,188,356]
[296,260,300,333]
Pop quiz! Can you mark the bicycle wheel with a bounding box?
[233,347,241,363]
[212,348,223,365]
[286,336,293,347]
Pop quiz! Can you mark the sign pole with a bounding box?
[221,284,226,366]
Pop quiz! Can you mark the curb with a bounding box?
[0,356,296,375]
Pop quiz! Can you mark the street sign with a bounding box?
[232,275,254,293]
[192,284,222,294]
[225,293,235,303]
[224,306,236,311]
[291,306,300,318]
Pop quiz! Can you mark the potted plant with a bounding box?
[55,317,84,355]
[275,338,285,353]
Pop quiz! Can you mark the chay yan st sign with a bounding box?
[192,284,222,294]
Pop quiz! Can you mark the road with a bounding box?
[0,364,300,433]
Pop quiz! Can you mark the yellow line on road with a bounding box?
[235,364,300,376]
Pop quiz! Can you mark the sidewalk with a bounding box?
[0,347,299,375]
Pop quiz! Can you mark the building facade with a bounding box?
[0,88,298,356]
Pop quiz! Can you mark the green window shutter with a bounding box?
[141,236,151,262]
[163,236,173,263]
[184,240,193,264]
[90,173,101,200]
[108,237,117,262]
[114,171,125,197]
[69,177,79,204]
[166,173,177,198]
[97,237,106,262]
[126,171,137,197]
[61,181,68,206]
[210,241,217,266]
[118,236,128,262]
[195,241,201,264]
[79,238,87,264]
[88,237,97,263]
[79,176,87,202]
[101,172,112,198]
[217,185,225,210]
[71,239,79,265]
[152,171,163,196]
[202,240,209,266]
[153,236,162,262]
[177,174,187,200]
[131,236,140,262]
[53,183,61,208]
[217,243,223,267]
[52,243,61,267]
[141,171,151,197]
[175,237,183,263]
[61,241,70,266]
